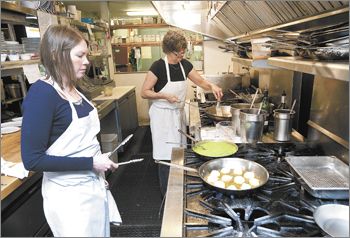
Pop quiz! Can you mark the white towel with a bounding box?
[1,157,29,179]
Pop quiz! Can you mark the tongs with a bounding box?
[116,158,144,166]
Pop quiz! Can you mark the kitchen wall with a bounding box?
[203,39,232,75]
[236,64,349,163]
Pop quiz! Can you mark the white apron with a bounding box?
[150,56,187,160]
[41,79,121,237]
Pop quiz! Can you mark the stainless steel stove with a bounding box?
[161,144,348,237]
[161,91,347,237]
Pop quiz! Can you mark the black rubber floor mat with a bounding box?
[110,224,161,237]
[109,153,162,226]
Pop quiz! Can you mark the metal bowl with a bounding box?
[314,204,349,237]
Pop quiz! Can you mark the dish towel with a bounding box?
[1,157,29,179]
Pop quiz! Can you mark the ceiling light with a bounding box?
[126,10,158,16]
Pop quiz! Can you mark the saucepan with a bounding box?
[204,105,232,121]
[155,157,269,195]
[178,129,238,160]
[313,204,349,237]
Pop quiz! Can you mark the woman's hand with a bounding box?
[210,83,223,101]
[165,94,180,103]
[93,153,119,173]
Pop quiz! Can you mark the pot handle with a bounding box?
[154,160,198,173]
[178,129,198,143]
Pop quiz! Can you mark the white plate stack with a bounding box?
[1,117,22,135]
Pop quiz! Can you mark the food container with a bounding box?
[285,156,349,199]
[273,109,295,141]
[239,108,267,143]
[1,54,7,62]
[8,54,20,61]
[231,103,258,136]
[20,53,32,60]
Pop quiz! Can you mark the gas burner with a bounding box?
[182,143,342,237]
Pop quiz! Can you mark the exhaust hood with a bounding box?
[152,1,349,41]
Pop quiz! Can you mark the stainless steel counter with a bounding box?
[160,148,185,237]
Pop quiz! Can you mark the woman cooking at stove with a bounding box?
[141,29,223,197]
[21,25,121,237]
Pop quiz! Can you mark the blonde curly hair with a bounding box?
[162,30,187,54]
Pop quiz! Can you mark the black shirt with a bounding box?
[149,58,193,92]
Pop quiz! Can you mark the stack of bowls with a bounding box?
[4,41,23,61]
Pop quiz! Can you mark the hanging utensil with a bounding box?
[108,134,133,158]
[257,102,263,115]
[250,89,259,109]
[178,129,198,143]
[216,101,223,116]
[290,99,296,114]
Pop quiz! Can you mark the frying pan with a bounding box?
[156,157,269,195]
[314,204,349,237]
[204,105,232,121]
[178,128,238,160]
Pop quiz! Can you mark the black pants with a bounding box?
[158,162,170,198]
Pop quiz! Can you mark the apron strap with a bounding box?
[44,78,79,120]
[164,55,186,82]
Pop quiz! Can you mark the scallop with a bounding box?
[249,178,260,187]
[209,170,220,177]
[226,184,237,190]
[243,171,255,180]
[241,183,252,190]
[207,175,219,184]
[233,175,245,185]
[213,180,226,188]
[233,167,243,175]
[221,174,233,182]
[220,167,231,174]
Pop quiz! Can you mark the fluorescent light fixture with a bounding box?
[126,10,158,16]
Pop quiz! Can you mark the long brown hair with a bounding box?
[40,25,88,90]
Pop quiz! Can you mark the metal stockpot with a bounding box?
[231,103,258,136]
[273,109,295,141]
[239,108,267,143]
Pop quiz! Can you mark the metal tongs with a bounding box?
[108,134,133,158]
[116,158,144,166]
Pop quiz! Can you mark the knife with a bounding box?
[108,134,133,158]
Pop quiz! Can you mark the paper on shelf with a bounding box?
[141,46,152,59]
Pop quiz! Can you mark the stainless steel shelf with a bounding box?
[231,56,279,69]
[268,57,349,81]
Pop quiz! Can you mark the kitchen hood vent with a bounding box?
[153,1,349,41]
